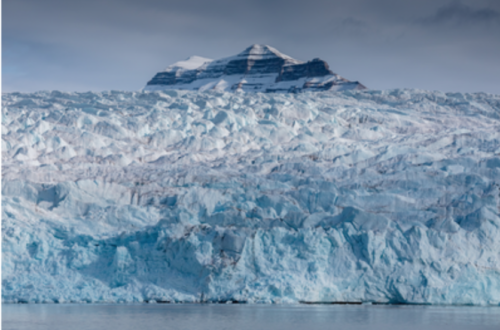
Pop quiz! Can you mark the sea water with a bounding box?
[2,304,500,330]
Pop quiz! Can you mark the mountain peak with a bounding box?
[236,44,298,62]
[240,44,275,55]
[146,45,366,93]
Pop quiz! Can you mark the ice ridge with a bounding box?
[2,89,500,305]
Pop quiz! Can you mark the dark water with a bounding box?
[2,303,500,330]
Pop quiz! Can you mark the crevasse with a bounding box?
[2,89,500,304]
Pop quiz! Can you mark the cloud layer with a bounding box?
[3,0,500,93]
[420,1,500,25]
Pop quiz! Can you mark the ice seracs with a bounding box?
[145,44,366,93]
[2,89,500,305]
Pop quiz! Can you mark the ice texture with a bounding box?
[2,89,500,305]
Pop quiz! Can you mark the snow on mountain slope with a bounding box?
[165,56,213,72]
[145,45,366,93]
[2,89,500,305]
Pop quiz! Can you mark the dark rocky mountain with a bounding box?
[145,44,366,93]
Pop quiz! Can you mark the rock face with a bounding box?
[145,44,366,93]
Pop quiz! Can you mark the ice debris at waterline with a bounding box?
[2,89,500,305]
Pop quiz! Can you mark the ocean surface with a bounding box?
[2,304,500,330]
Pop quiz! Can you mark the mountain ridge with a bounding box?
[145,44,366,93]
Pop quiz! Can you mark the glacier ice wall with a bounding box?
[2,89,500,305]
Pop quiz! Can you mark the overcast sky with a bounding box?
[3,0,500,93]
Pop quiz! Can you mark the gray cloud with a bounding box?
[332,18,372,37]
[419,1,500,26]
[2,0,500,93]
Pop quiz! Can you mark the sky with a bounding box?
[3,0,500,93]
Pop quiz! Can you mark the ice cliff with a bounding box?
[2,89,500,305]
[144,44,366,93]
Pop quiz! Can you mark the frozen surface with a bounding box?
[2,89,500,305]
[164,56,213,72]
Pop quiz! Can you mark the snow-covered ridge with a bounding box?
[231,44,302,63]
[2,89,500,305]
[164,56,213,72]
[145,44,365,93]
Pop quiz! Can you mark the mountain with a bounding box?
[144,44,366,93]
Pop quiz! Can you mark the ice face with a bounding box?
[2,89,500,305]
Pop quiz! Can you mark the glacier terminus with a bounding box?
[2,88,500,305]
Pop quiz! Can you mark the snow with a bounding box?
[203,44,302,66]
[164,56,213,72]
[144,74,352,93]
[234,44,303,63]
[2,89,500,305]
[145,45,359,93]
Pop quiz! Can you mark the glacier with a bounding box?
[2,89,500,305]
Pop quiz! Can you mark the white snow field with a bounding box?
[2,89,500,305]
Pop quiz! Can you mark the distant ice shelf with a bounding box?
[2,89,500,305]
